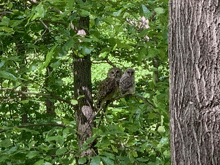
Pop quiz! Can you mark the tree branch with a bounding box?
[0,123,66,133]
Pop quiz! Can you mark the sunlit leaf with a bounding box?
[31,3,46,21]
[39,44,57,73]
[154,7,165,14]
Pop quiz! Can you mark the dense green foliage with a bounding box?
[0,0,169,164]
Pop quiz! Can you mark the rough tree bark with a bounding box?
[169,0,220,164]
[73,8,96,164]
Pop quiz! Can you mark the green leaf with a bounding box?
[130,149,138,157]
[101,157,114,165]
[142,5,151,18]
[2,80,8,88]
[47,135,65,145]
[50,60,61,68]
[0,17,10,26]
[44,162,52,165]
[78,157,87,164]
[82,47,93,55]
[20,100,29,104]
[113,9,121,16]
[90,156,101,165]
[99,51,108,58]
[0,71,17,81]
[154,7,165,14]
[157,126,165,133]
[0,26,14,33]
[31,3,46,21]
[56,147,67,155]
[71,100,78,105]
[34,159,44,165]
[0,60,5,68]
[26,151,39,159]
[39,44,57,73]
[80,9,90,17]
[111,145,118,153]
[0,139,12,148]
[11,20,24,28]
[163,150,171,158]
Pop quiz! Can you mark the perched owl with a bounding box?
[96,67,122,109]
[119,68,135,95]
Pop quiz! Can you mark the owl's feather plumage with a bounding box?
[119,68,135,95]
[96,67,122,109]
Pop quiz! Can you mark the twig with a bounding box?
[113,93,156,109]
[0,88,75,107]
[0,123,66,133]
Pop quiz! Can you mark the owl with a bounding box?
[119,68,135,95]
[96,67,122,109]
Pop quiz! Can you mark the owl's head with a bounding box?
[125,68,135,77]
[107,67,122,79]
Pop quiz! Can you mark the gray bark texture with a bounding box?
[169,0,220,164]
[73,13,96,163]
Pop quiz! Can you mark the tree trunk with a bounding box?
[16,42,28,123]
[73,13,96,163]
[45,66,55,117]
[169,1,220,164]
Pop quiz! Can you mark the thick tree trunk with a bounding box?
[73,14,96,163]
[169,1,220,164]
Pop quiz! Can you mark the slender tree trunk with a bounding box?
[17,42,28,123]
[45,66,55,117]
[73,13,96,163]
[169,1,220,164]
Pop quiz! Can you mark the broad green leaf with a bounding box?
[56,147,67,155]
[0,26,14,33]
[90,156,101,165]
[26,151,39,159]
[0,71,17,81]
[78,157,87,164]
[163,150,171,157]
[101,157,114,165]
[142,5,151,17]
[80,9,90,17]
[160,137,168,144]
[11,20,24,27]
[154,7,165,14]
[0,17,10,26]
[34,159,44,165]
[0,139,12,148]
[82,47,93,55]
[130,149,138,157]
[0,60,5,68]
[31,3,46,21]
[44,162,52,165]
[2,80,8,88]
[47,135,64,145]
[113,9,121,16]
[157,126,165,133]
[71,99,78,105]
